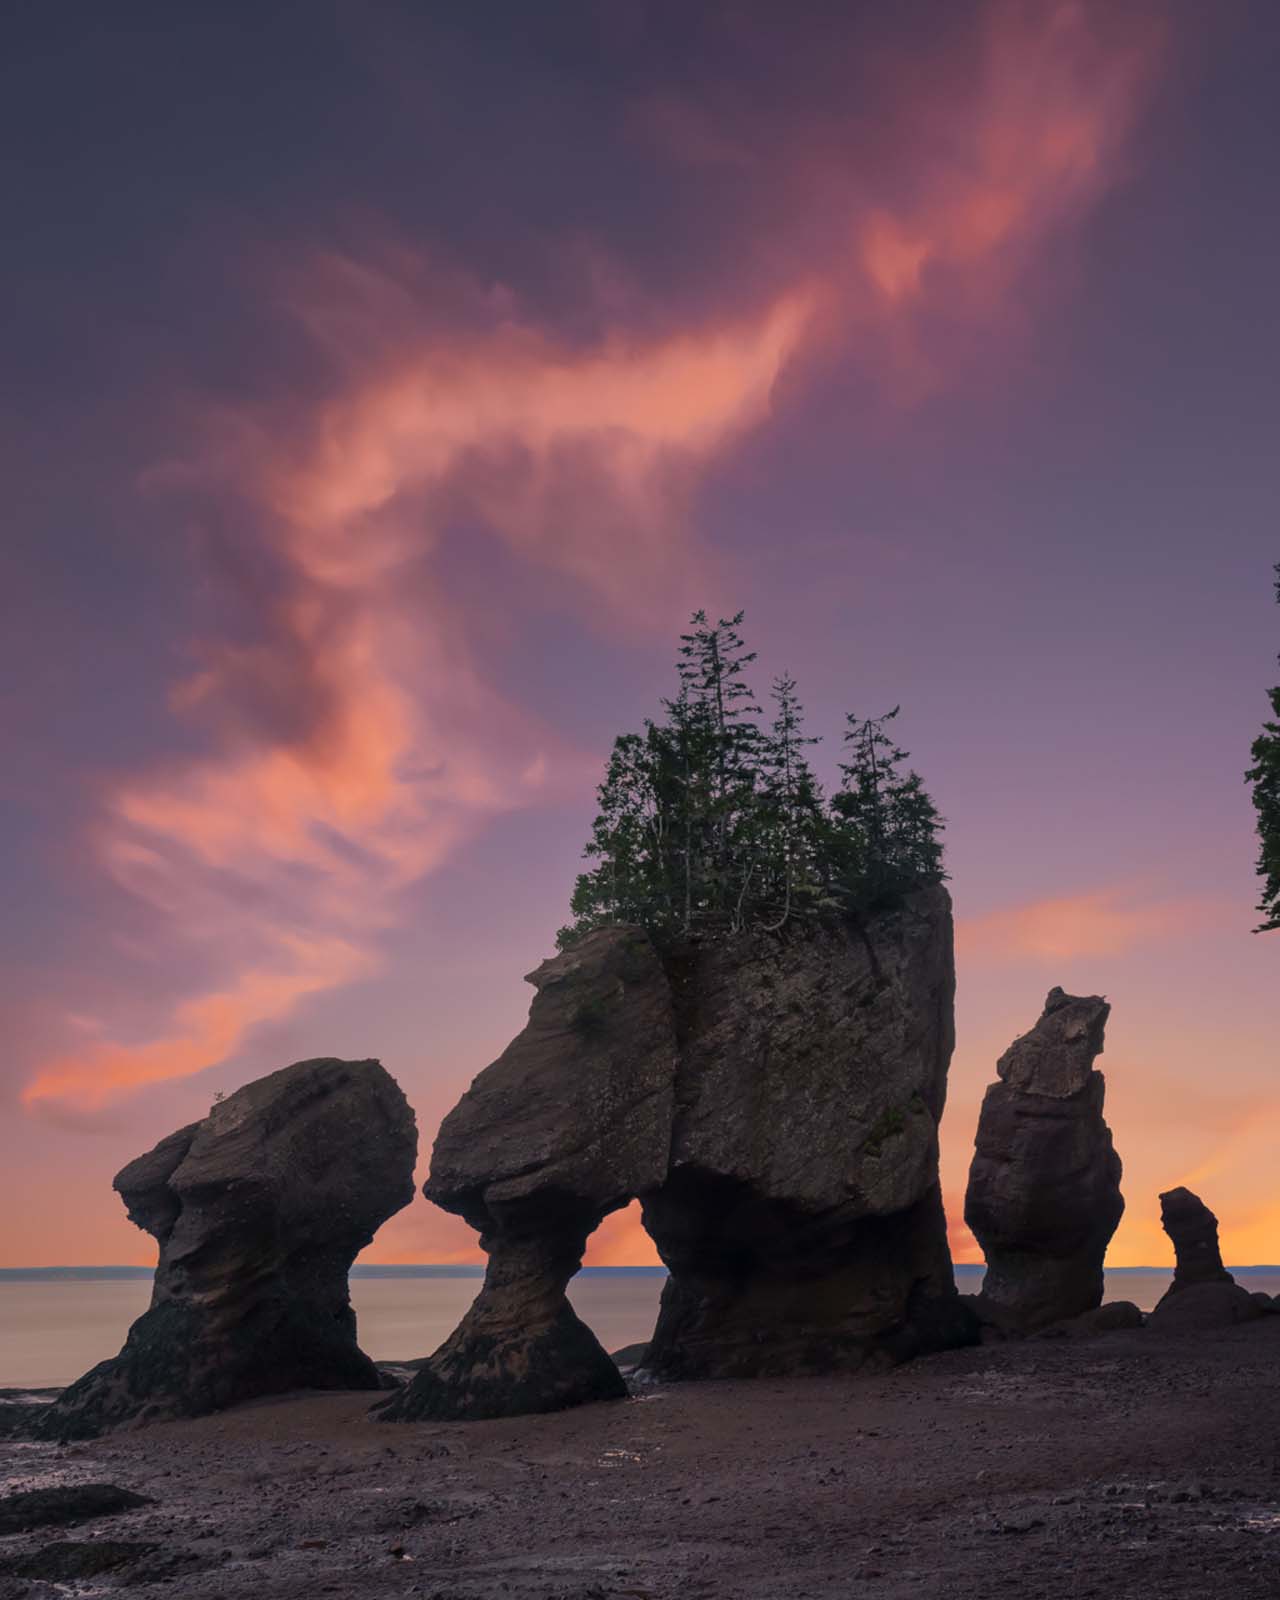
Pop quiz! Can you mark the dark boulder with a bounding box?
[0,1484,152,1535]
[964,988,1124,1334]
[1148,1280,1263,1332]
[378,927,677,1421]
[31,1058,416,1438]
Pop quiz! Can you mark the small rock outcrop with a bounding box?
[384,886,974,1420]
[1148,1187,1261,1331]
[378,926,678,1421]
[1157,1187,1233,1292]
[964,988,1123,1334]
[32,1058,416,1438]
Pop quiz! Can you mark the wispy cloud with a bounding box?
[23,1,1165,1117]
[956,886,1219,966]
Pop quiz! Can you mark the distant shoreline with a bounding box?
[3,1263,1279,1281]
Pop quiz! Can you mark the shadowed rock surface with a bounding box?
[0,1484,152,1535]
[965,988,1123,1334]
[643,887,971,1378]
[1148,1281,1264,1332]
[386,887,973,1419]
[379,926,678,1421]
[31,1058,416,1439]
[1158,1187,1234,1293]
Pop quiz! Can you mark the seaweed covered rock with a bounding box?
[964,989,1123,1334]
[31,1058,416,1439]
[643,886,971,1378]
[378,926,678,1421]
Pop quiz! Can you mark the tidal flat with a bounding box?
[2,1317,1278,1600]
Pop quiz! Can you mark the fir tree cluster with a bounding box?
[558,611,945,949]
[1246,563,1280,933]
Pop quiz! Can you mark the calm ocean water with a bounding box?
[2,1265,1278,1389]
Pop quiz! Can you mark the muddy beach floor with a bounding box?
[2,1318,1278,1600]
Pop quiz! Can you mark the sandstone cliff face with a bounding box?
[33,1058,416,1439]
[385,886,972,1420]
[964,989,1123,1333]
[379,926,679,1421]
[643,885,966,1378]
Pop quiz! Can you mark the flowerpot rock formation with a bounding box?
[964,988,1124,1334]
[32,1058,417,1439]
[383,885,975,1422]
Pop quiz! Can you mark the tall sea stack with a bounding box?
[32,1058,417,1439]
[964,988,1123,1333]
[383,884,974,1421]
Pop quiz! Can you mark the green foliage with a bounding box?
[1246,563,1280,933]
[558,611,945,948]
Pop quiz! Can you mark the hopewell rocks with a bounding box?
[1148,1187,1262,1331]
[964,988,1124,1334]
[383,885,976,1422]
[378,925,676,1422]
[33,1059,416,1439]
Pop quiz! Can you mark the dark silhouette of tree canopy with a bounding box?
[559,611,945,948]
[1246,564,1280,933]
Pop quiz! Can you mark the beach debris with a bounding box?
[964,988,1124,1334]
[29,1058,417,1438]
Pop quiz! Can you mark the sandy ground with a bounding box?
[1,1318,1278,1600]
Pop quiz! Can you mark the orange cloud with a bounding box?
[584,1201,663,1269]
[956,887,1214,965]
[24,1,1165,1116]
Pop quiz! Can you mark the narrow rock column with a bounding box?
[1158,1187,1234,1292]
[965,988,1124,1333]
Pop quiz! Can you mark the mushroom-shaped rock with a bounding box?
[32,1058,416,1438]
[642,885,974,1378]
[964,989,1123,1334]
[377,926,678,1421]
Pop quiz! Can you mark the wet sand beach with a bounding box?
[2,1316,1278,1599]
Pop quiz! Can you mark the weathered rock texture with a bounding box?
[379,926,678,1421]
[33,1058,416,1439]
[1158,1187,1234,1292]
[642,888,968,1378]
[965,988,1124,1334]
[384,886,973,1420]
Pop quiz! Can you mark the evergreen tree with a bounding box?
[1247,563,1280,933]
[557,611,945,948]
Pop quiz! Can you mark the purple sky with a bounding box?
[2,1,1276,1268]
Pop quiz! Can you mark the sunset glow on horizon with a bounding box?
[3,2,1275,1271]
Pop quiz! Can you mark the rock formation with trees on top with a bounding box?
[382,611,972,1421]
[964,988,1124,1334]
[31,1058,417,1439]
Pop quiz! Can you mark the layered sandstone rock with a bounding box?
[964,988,1124,1333]
[384,886,973,1420]
[643,886,970,1378]
[33,1058,416,1438]
[378,926,678,1421]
